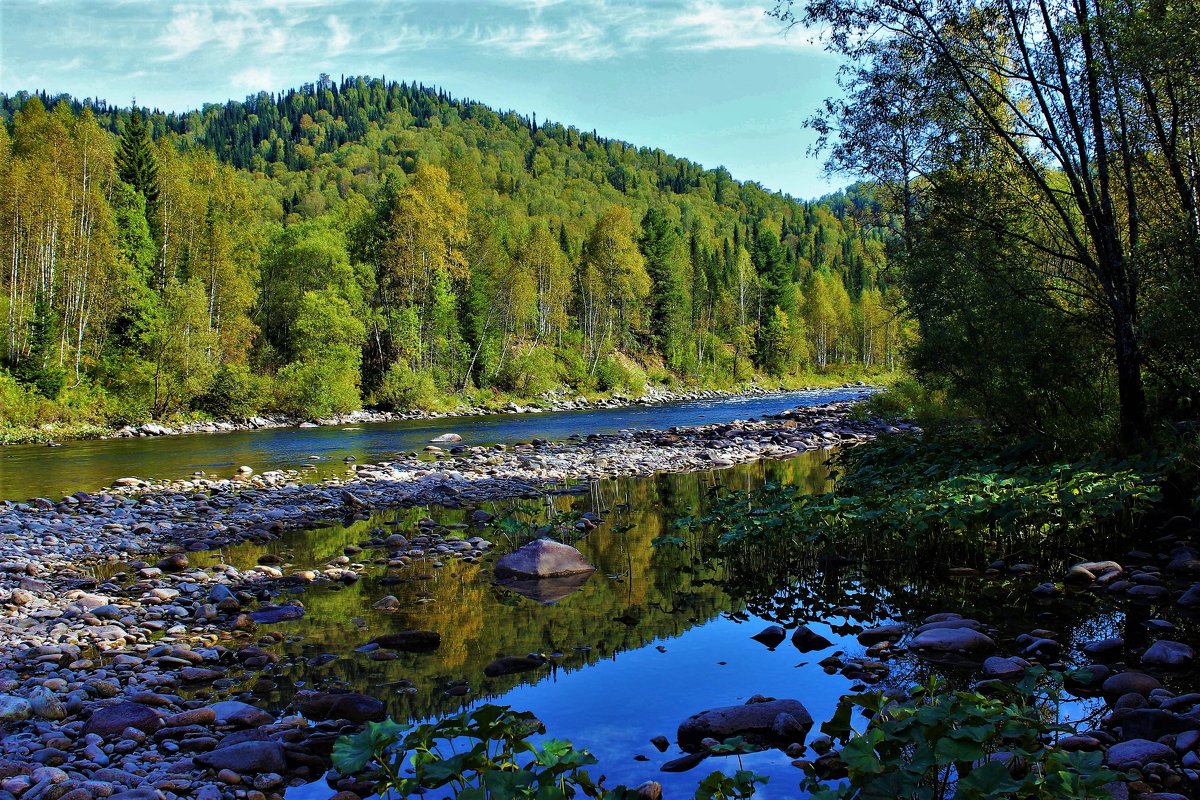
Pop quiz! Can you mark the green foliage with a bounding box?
[802,671,1117,800]
[332,705,773,800]
[689,432,1170,553]
[195,363,263,419]
[331,705,606,800]
[373,361,439,411]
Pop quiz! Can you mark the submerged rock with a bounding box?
[249,604,305,623]
[369,630,442,652]
[493,539,595,580]
[677,696,813,751]
[294,690,385,724]
[751,626,787,648]
[483,655,546,677]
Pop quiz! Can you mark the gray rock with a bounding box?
[857,624,904,646]
[909,627,996,657]
[0,695,32,722]
[195,740,287,774]
[248,604,305,623]
[1104,738,1176,771]
[1141,640,1195,668]
[493,539,595,580]
[1102,671,1163,704]
[678,697,813,751]
[294,690,385,724]
[430,433,463,443]
[208,700,273,728]
[83,701,162,737]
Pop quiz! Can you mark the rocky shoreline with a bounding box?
[3,397,1196,800]
[0,400,895,800]
[69,383,870,444]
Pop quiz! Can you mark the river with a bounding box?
[0,388,869,501]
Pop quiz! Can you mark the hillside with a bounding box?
[0,76,909,432]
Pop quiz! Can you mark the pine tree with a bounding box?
[116,108,161,236]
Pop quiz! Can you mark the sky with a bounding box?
[0,0,848,199]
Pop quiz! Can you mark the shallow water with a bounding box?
[0,387,869,501]
[164,452,1200,799]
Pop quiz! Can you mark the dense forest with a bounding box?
[0,77,907,431]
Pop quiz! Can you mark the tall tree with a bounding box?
[115,108,161,241]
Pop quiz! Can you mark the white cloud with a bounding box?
[327,13,352,55]
[230,65,277,94]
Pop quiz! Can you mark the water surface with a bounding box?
[1,388,868,501]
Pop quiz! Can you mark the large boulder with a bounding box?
[493,539,595,581]
[208,700,273,728]
[909,627,995,658]
[294,690,385,724]
[195,740,287,774]
[1141,640,1195,668]
[83,701,162,737]
[1105,739,1176,771]
[678,696,813,751]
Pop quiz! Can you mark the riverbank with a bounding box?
[1,380,874,446]
[0,400,897,800]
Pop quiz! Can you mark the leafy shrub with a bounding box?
[373,362,438,411]
[495,347,562,396]
[196,364,263,419]
[332,704,767,800]
[683,432,1170,552]
[595,356,646,396]
[802,671,1117,800]
[276,360,360,418]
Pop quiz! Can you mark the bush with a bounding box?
[276,360,360,417]
[373,362,438,411]
[495,347,561,396]
[594,356,646,396]
[196,364,263,419]
[802,671,1117,800]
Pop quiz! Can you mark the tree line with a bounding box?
[775,0,1200,449]
[0,78,908,426]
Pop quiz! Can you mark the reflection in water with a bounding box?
[195,450,1200,798]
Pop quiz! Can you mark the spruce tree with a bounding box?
[116,108,161,236]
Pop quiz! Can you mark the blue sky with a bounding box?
[0,0,846,199]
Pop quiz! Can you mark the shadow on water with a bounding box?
[172,446,1200,798]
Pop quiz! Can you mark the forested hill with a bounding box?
[0,76,908,430]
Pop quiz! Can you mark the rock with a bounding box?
[155,553,189,572]
[341,490,367,509]
[294,690,386,724]
[909,627,996,657]
[1102,672,1163,704]
[650,735,670,752]
[1176,583,1200,606]
[1066,561,1122,583]
[208,701,273,728]
[857,624,904,646]
[83,702,162,737]
[678,697,813,751]
[660,751,710,772]
[791,625,833,653]
[372,595,401,611]
[483,656,546,677]
[430,433,462,443]
[28,687,66,720]
[634,782,663,800]
[1083,638,1125,660]
[1105,739,1176,771]
[369,630,441,652]
[983,656,1029,681]
[751,626,787,648]
[195,741,287,774]
[0,695,32,722]
[248,604,305,623]
[1141,640,1195,668]
[493,539,595,580]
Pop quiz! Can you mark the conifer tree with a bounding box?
[116,108,160,238]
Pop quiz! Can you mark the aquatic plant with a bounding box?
[332,703,769,800]
[801,669,1119,800]
[677,433,1171,553]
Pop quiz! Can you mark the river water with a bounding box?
[0,388,869,501]
[7,387,1188,798]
